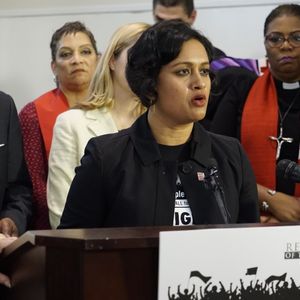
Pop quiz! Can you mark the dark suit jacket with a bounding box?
[0,92,32,234]
[60,113,259,229]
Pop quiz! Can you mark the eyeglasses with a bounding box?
[265,31,300,48]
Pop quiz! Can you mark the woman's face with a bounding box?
[51,32,98,92]
[110,45,132,95]
[265,15,300,82]
[154,39,211,126]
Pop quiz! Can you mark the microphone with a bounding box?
[277,159,300,183]
[181,162,193,174]
[204,159,231,223]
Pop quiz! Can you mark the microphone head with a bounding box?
[181,162,193,174]
[277,159,296,180]
[204,158,218,176]
[209,158,218,168]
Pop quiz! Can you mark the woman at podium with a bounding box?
[59,20,260,229]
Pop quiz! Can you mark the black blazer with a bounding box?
[60,113,259,229]
[0,92,32,234]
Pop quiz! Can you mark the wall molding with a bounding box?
[0,0,286,18]
[198,0,286,8]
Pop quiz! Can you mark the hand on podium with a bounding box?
[0,218,18,237]
[0,234,17,288]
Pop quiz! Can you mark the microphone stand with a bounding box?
[205,167,230,224]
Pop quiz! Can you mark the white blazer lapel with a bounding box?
[85,109,118,136]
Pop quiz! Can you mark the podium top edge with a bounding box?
[19,222,300,250]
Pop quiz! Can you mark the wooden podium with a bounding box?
[1,223,290,300]
[0,227,169,300]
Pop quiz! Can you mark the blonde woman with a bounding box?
[47,22,149,228]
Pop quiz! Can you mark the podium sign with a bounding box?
[158,225,300,299]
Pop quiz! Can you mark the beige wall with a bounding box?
[0,0,143,9]
[0,0,285,10]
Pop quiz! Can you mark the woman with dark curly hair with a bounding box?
[59,20,259,229]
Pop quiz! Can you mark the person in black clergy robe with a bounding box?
[210,4,300,223]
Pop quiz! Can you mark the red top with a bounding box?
[35,89,69,159]
[19,89,69,229]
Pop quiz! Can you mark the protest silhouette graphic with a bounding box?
[168,268,300,299]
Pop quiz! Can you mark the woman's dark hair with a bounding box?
[264,4,300,36]
[50,21,98,61]
[126,19,213,108]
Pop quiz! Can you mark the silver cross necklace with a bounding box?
[269,87,300,160]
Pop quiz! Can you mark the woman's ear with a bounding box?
[189,9,197,25]
[51,61,59,86]
[51,61,57,76]
[109,56,115,71]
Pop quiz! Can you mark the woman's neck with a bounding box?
[148,109,193,146]
[271,68,300,84]
[110,85,139,130]
[60,86,89,108]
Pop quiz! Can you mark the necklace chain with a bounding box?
[268,87,300,160]
[278,89,300,127]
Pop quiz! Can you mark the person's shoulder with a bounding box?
[85,113,147,159]
[20,89,54,113]
[0,92,17,121]
[212,46,226,59]
[217,66,258,81]
[208,131,242,152]
[213,66,258,94]
[33,88,58,103]
[56,107,110,125]
[211,65,257,107]
[57,108,86,121]
[0,91,14,109]
[52,109,84,134]
[209,130,239,142]
[82,128,131,165]
[91,127,131,147]
[0,91,13,101]
[87,127,129,153]
[19,101,36,118]
[207,131,248,166]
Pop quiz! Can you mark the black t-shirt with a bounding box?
[158,143,193,225]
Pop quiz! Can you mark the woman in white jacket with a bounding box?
[47,22,148,228]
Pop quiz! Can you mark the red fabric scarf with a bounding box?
[241,68,300,196]
[34,89,69,159]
